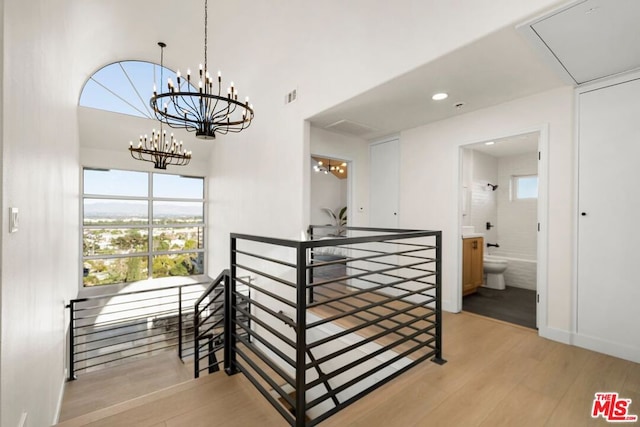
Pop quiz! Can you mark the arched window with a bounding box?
[79,61,180,119]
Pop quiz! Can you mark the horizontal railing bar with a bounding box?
[75,341,178,366]
[232,233,302,248]
[73,310,182,336]
[194,290,224,318]
[234,248,298,270]
[308,289,436,331]
[196,337,224,354]
[307,297,436,350]
[342,257,437,282]
[74,323,184,348]
[308,274,436,308]
[195,316,224,337]
[307,246,432,269]
[232,357,296,426]
[69,281,211,304]
[312,288,436,338]
[307,313,437,371]
[235,292,296,330]
[233,319,296,370]
[301,231,438,250]
[307,344,437,426]
[233,347,296,410]
[306,335,437,405]
[234,334,296,389]
[194,270,228,308]
[309,225,439,234]
[307,285,435,329]
[73,301,193,323]
[234,263,297,290]
[74,290,203,312]
[234,302,297,350]
[73,296,201,321]
[74,331,191,359]
[232,273,297,309]
[73,306,189,332]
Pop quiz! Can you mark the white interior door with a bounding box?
[370,139,399,228]
[577,77,640,361]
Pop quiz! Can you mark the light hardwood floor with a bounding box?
[57,312,640,426]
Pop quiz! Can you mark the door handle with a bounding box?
[472,240,478,249]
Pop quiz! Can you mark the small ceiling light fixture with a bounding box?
[432,92,449,101]
[313,160,346,175]
[485,141,495,146]
[150,0,254,139]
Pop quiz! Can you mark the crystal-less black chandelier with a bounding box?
[150,0,254,139]
[129,126,192,170]
[313,159,346,175]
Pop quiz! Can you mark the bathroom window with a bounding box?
[512,175,538,200]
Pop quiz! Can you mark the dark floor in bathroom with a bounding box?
[463,286,537,329]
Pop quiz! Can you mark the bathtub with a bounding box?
[485,253,537,291]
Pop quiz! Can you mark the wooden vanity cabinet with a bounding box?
[462,237,484,296]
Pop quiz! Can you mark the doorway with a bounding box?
[310,155,350,236]
[459,131,542,329]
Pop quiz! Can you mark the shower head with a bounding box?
[487,183,498,191]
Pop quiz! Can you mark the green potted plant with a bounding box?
[321,206,347,236]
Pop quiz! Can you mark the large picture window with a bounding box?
[82,168,205,287]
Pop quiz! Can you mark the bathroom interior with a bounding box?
[461,132,539,329]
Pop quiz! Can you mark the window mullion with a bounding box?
[148,172,154,279]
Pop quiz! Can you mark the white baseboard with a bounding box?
[573,333,640,364]
[538,325,572,345]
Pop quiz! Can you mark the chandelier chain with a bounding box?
[204,0,208,71]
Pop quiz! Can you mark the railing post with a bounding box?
[308,225,315,304]
[295,243,308,427]
[194,298,200,378]
[178,286,183,360]
[68,300,77,381]
[225,239,238,375]
[432,231,447,365]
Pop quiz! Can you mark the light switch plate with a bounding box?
[9,207,19,233]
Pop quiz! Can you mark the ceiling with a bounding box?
[310,0,640,140]
[521,0,640,85]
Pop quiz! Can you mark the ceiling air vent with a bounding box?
[324,119,378,136]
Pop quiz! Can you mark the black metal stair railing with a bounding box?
[66,280,211,380]
[221,226,445,427]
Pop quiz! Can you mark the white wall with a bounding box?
[205,0,566,274]
[399,86,573,336]
[1,1,80,425]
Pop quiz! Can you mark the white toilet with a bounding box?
[483,256,508,290]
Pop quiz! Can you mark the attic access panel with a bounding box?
[520,0,640,85]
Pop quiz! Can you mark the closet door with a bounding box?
[370,139,399,228]
[577,77,640,360]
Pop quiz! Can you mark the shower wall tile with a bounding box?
[469,151,498,244]
[497,153,538,259]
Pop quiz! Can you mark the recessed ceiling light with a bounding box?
[485,141,495,146]
[432,93,448,101]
